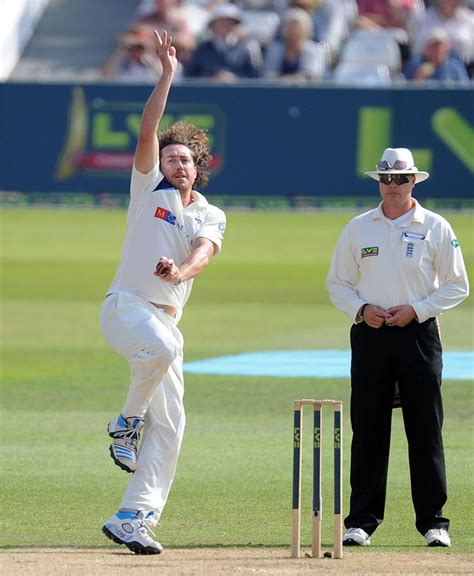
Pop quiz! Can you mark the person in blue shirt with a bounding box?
[404,28,469,83]
[184,3,263,81]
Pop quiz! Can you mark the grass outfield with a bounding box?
[0,208,473,552]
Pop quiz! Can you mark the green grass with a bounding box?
[0,208,473,551]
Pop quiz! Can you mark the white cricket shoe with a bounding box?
[108,414,144,473]
[424,528,451,547]
[343,527,371,546]
[102,510,163,555]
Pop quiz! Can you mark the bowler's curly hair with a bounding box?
[158,121,212,188]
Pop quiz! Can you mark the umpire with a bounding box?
[326,147,469,548]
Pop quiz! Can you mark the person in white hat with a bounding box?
[184,2,263,80]
[326,147,469,548]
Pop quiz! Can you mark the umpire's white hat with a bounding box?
[365,148,430,183]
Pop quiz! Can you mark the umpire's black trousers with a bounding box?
[345,317,449,536]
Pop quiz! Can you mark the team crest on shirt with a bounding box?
[155,206,177,225]
[361,246,379,258]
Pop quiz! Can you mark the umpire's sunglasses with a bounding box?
[377,160,412,171]
[379,174,411,185]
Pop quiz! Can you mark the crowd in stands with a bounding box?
[101,0,474,85]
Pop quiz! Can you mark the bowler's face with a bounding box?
[160,144,197,192]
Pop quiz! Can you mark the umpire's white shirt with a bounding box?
[326,200,469,323]
[108,163,226,322]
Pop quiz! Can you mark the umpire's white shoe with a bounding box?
[343,527,371,546]
[107,414,144,473]
[102,511,163,555]
[424,528,451,547]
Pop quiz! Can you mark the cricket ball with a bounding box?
[324,551,333,558]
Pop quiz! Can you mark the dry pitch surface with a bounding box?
[3,548,473,576]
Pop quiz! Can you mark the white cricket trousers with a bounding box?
[100,292,185,521]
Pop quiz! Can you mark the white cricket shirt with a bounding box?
[108,163,226,322]
[326,200,469,323]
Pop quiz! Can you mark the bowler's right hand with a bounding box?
[155,256,181,285]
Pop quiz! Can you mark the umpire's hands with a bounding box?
[385,305,417,327]
[362,304,392,329]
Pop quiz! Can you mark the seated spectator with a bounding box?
[353,0,416,65]
[288,0,358,63]
[356,0,416,32]
[263,8,328,82]
[101,25,163,83]
[413,0,474,73]
[135,0,196,65]
[184,4,264,81]
[319,0,358,54]
[404,28,469,82]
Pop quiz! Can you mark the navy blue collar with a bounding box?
[154,177,175,191]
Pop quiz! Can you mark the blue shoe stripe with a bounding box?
[113,448,136,461]
[116,511,136,520]
[113,445,134,454]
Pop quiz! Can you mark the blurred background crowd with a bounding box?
[100,0,474,85]
[4,0,473,86]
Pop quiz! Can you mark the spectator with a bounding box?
[184,4,263,81]
[287,0,358,63]
[314,0,359,59]
[413,0,474,73]
[101,25,163,83]
[404,28,469,82]
[136,0,197,65]
[356,0,416,31]
[263,8,328,82]
[351,0,416,65]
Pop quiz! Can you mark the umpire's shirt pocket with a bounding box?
[401,231,426,266]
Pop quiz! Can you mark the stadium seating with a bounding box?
[9,0,138,81]
[240,9,281,47]
[333,61,392,86]
[338,30,402,72]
